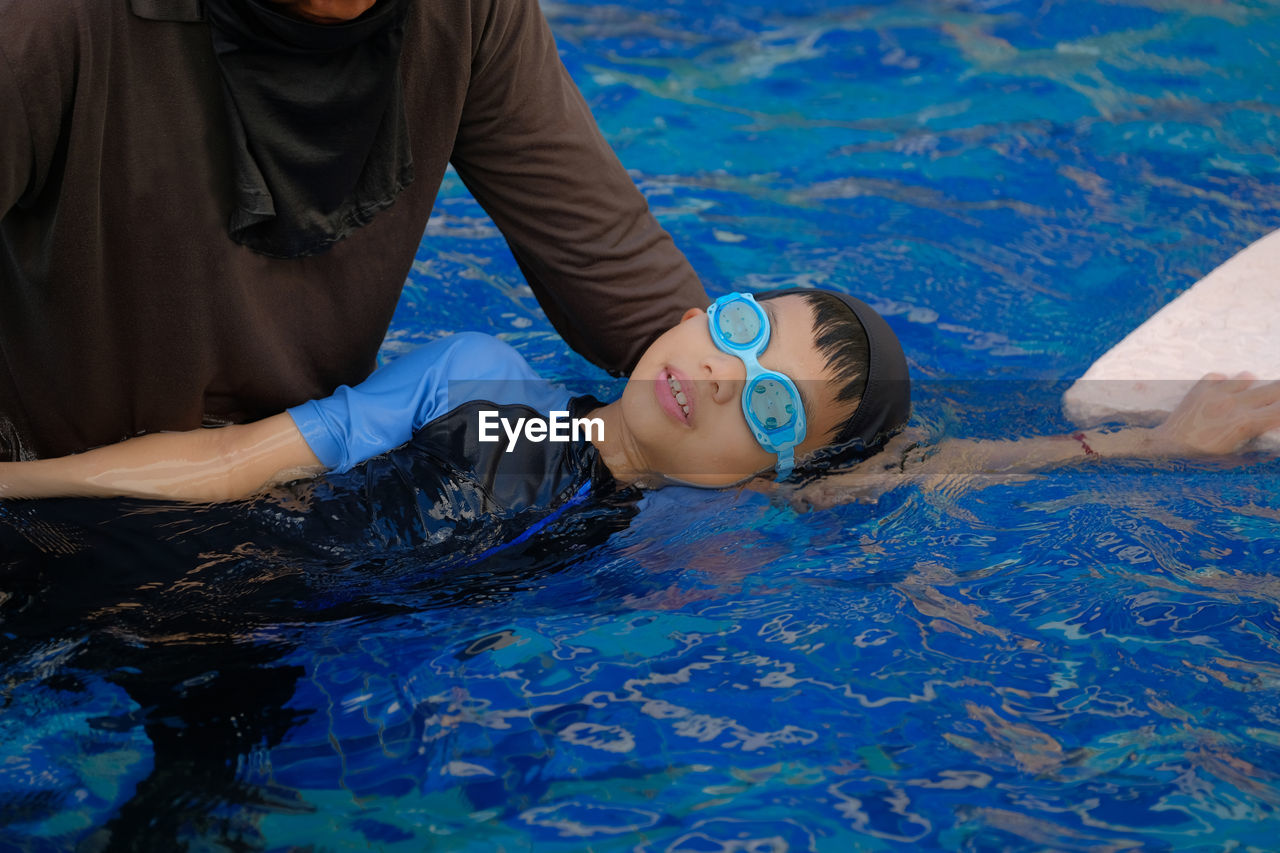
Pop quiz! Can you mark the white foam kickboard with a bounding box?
[1062,227,1280,450]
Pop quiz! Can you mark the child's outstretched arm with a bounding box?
[0,333,560,503]
[792,372,1280,511]
[0,413,323,502]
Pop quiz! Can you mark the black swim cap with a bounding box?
[766,287,912,459]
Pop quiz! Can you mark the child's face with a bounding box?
[617,294,848,486]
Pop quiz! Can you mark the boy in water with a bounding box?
[0,289,908,506]
[1,287,1277,509]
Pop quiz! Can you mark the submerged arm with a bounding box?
[793,373,1280,510]
[0,413,323,502]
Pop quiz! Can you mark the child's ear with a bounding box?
[680,307,705,323]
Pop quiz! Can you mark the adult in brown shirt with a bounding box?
[0,0,708,462]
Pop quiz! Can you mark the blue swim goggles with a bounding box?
[707,292,808,480]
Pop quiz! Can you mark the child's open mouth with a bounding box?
[657,368,692,424]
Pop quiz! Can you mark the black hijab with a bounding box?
[204,0,414,258]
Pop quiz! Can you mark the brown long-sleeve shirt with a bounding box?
[0,0,706,461]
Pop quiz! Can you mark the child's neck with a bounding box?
[583,401,649,487]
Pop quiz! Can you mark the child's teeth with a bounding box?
[667,374,689,418]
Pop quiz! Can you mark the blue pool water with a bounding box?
[4,0,1280,849]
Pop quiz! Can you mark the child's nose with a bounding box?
[702,353,744,404]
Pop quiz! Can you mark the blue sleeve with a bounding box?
[287,332,573,473]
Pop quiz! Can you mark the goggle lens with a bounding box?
[748,377,796,432]
[707,292,808,481]
[714,300,764,347]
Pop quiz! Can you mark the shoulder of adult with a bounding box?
[464,0,547,73]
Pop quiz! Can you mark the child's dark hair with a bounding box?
[759,289,869,443]
[758,287,910,477]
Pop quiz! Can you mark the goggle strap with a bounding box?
[775,448,794,481]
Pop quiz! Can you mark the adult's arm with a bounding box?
[451,0,709,376]
[791,373,1280,510]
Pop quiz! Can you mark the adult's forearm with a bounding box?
[451,0,707,375]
